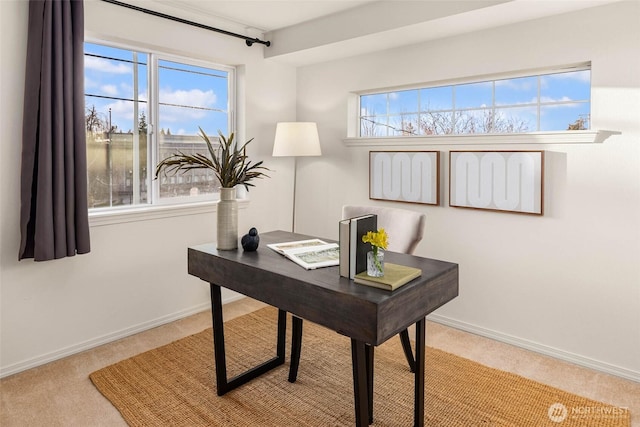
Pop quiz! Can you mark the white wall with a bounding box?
[0,0,296,376]
[294,1,640,380]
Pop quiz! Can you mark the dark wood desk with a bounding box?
[188,230,458,426]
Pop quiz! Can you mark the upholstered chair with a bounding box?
[288,205,426,383]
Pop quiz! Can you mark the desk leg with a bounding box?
[414,318,426,427]
[351,339,372,427]
[210,284,286,396]
[365,344,374,424]
[288,315,303,383]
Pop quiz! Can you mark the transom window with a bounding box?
[84,41,234,210]
[359,65,591,137]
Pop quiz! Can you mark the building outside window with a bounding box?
[359,65,591,138]
[84,42,234,210]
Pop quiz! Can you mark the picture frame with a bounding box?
[449,150,544,215]
[369,151,440,205]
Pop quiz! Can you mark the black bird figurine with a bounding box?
[241,227,260,252]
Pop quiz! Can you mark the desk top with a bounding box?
[188,230,458,345]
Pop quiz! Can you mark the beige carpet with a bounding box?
[90,307,630,427]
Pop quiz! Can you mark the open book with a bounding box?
[267,239,340,270]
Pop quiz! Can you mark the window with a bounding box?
[359,65,591,137]
[84,41,234,210]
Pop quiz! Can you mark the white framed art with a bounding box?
[369,151,440,205]
[449,150,544,215]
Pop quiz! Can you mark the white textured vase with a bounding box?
[217,187,238,250]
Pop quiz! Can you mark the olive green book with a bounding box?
[353,263,422,291]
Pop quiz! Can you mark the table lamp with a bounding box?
[272,122,321,232]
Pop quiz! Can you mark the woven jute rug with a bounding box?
[90,307,630,426]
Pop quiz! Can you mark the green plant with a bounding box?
[155,128,270,190]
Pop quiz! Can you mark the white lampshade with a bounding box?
[272,122,321,157]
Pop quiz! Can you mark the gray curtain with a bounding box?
[19,0,90,261]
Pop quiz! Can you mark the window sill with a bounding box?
[343,130,620,147]
[89,199,249,227]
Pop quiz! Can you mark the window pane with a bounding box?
[388,89,418,115]
[420,86,453,111]
[389,114,419,136]
[540,70,591,103]
[157,133,218,198]
[419,111,454,135]
[85,43,148,208]
[494,107,536,133]
[361,116,387,137]
[158,60,228,135]
[455,81,493,109]
[540,103,590,131]
[360,93,387,116]
[157,59,230,201]
[455,109,495,134]
[495,76,537,106]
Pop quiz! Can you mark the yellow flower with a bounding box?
[362,228,388,250]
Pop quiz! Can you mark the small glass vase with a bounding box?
[367,249,385,277]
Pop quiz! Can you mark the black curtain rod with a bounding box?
[100,0,271,47]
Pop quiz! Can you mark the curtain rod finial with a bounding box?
[246,38,271,47]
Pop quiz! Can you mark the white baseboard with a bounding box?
[0,293,244,379]
[427,313,640,383]
[5,300,637,383]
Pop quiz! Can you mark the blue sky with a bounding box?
[84,42,229,137]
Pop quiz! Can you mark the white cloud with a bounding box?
[161,89,216,108]
[159,89,218,122]
[85,56,131,74]
[101,84,118,96]
[540,96,574,104]
[92,88,221,133]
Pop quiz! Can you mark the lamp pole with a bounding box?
[291,156,299,232]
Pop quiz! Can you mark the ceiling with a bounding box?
[122,0,622,65]
[132,0,377,32]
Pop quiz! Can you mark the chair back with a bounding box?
[342,205,426,255]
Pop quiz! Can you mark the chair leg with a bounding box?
[399,328,416,373]
[288,316,303,382]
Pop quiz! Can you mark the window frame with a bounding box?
[84,37,237,218]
